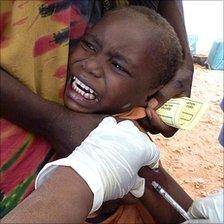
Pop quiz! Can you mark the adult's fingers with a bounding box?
[130,176,145,198]
[146,108,177,137]
[148,66,193,110]
[148,78,185,110]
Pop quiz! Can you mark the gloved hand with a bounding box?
[35,117,160,213]
[182,190,224,223]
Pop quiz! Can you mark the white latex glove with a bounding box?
[35,117,160,213]
[182,190,224,223]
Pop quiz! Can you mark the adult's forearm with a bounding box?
[158,0,193,69]
[139,166,193,224]
[2,167,93,223]
[0,67,55,136]
[0,67,104,156]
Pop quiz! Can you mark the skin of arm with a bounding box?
[139,166,193,224]
[0,67,105,157]
[100,165,193,224]
[1,167,93,223]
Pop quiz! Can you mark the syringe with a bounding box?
[151,181,190,221]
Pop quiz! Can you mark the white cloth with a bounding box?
[183,190,224,223]
[35,117,160,213]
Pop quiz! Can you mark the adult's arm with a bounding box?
[143,0,194,137]
[0,67,105,157]
[1,167,93,223]
[1,166,193,224]
[156,0,194,106]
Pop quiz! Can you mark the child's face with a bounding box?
[64,12,160,114]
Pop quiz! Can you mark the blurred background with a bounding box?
[184,0,223,70]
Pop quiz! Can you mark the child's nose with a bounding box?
[82,57,103,78]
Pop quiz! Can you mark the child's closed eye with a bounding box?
[81,39,96,52]
[112,62,125,72]
[111,61,132,77]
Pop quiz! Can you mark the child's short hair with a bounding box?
[106,6,183,86]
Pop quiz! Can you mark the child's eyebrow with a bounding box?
[111,52,128,64]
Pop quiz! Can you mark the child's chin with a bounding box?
[64,97,94,114]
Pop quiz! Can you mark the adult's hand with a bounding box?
[144,64,193,137]
[182,190,224,224]
[36,117,160,213]
[148,65,193,109]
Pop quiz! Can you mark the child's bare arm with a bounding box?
[99,164,193,224]
[0,67,105,157]
[138,165,193,224]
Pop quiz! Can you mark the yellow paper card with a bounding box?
[157,97,208,130]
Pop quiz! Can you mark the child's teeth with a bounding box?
[76,79,80,85]
[72,76,96,100]
[84,93,96,100]
[84,93,90,99]
[89,94,95,100]
[72,82,76,88]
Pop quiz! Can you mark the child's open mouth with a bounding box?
[71,76,97,100]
